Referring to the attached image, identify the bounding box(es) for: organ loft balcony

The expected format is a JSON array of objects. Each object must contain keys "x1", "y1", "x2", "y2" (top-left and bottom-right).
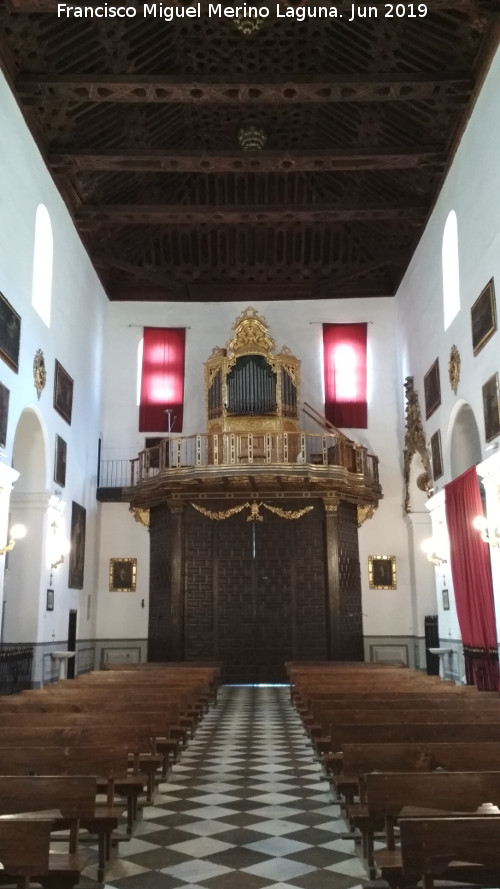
[
  {"x1": 97, "y1": 307, "x2": 383, "y2": 516},
  {"x1": 97, "y1": 425, "x2": 382, "y2": 517}
]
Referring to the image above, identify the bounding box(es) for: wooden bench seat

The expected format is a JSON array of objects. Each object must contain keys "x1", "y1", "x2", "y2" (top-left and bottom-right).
[
  {"x1": 397, "y1": 816, "x2": 500, "y2": 889},
  {"x1": 0, "y1": 772, "x2": 123, "y2": 882},
  {"x1": 0, "y1": 818, "x2": 79, "y2": 889},
  {"x1": 0, "y1": 746, "x2": 145, "y2": 837},
  {"x1": 335, "y1": 740, "x2": 500, "y2": 804},
  {"x1": 0, "y1": 776, "x2": 97, "y2": 889},
  {"x1": 360, "y1": 771, "x2": 500, "y2": 880}
]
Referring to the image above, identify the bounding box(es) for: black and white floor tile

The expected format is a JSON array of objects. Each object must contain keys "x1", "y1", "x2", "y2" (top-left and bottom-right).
[{"x1": 79, "y1": 686, "x2": 369, "y2": 889}]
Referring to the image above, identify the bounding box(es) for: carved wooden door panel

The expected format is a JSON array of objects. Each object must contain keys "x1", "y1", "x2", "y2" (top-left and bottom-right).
[
  {"x1": 254, "y1": 518, "x2": 294, "y2": 683},
  {"x1": 215, "y1": 516, "x2": 255, "y2": 683},
  {"x1": 180, "y1": 501, "x2": 329, "y2": 683}
]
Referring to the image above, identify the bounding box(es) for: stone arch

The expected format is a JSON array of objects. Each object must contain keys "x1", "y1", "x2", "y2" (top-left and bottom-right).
[
  {"x1": 448, "y1": 400, "x2": 482, "y2": 480},
  {"x1": 3, "y1": 408, "x2": 49, "y2": 656},
  {"x1": 12, "y1": 407, "x2": 48, "y2": 492}
]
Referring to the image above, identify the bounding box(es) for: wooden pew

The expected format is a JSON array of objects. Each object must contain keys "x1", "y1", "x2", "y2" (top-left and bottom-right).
[
  {"x1": 0, "y1": 726, "x2": 148, "y2": 833},
  {"x1": 0, "y1": 777, "x2": 95, "y2": 889},
  {"x1": 398, "y1": 816, "x2": 500, "y2": 889},
  {"x1": 339, "y1": 740, "x2": 500, "y2": 796},
  {"x1": 312, "y1": 707, "x2": 500, "y2": 752},
  {"x1": 322, "y1": 722, "x2": 500, "y2": 783},
  {"x1": 0, "y1": 818, "x2": 54, "y2": 889},
  {"x1": 0, "y1": 749, "x2": 134, "y2": 875},
  {"x1": 361, "y1": 770, "x2": 500, "y2": 878}
]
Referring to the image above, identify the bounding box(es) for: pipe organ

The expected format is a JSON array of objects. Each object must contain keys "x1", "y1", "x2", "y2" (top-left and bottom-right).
[{"x1": 204, "y1": 307, "x2": 300, "y2": 455}]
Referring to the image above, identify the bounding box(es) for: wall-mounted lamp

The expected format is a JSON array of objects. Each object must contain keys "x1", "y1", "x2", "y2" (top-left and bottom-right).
[
  {"x1": 421, "y1": 538, "x2": 447, "y2": 566},
  {"x1": 0, "y1": 523, "x2": 26, "y2": 556},
  {"x1": 473, "y1": 515, "x2": 500, "y2": 548}
]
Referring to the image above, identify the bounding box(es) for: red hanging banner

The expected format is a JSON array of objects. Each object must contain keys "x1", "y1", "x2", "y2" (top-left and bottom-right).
[
  {"x1": 139, "y1": 327, "x2": 186, "y2": 433},
  {"x1": 322, "y1": 322, "x2": 367, "y2": 428}
]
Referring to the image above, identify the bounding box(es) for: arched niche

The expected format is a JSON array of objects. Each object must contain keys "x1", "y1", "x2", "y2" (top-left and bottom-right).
[
  {"x1": 449, "y1": 401, "x2": 482, "y2": 480},
  {"x1": 12, "y1": 407, "x2": 47, "y2": 492},
  {"x1": 3, "y1": 408, "x2": 49, "y2": 648}
]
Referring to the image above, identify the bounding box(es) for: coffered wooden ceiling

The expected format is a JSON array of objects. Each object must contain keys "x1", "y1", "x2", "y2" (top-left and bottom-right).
[{"x1": 1, "y1": 0, "x2": 499, "y2": 301}]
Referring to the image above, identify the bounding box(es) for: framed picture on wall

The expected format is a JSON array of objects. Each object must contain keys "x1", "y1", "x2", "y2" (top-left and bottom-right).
[
  {"x1": 54, "y1": 434, "x2": 67, "y2": 487},
  {"x1": 424, "y1": 359, "x2": 441, "y2": 419},
  {"x1": 109, "y1": 558, "x2": 137, "y2": 592},
  {"x1": 0, "y1": 383, "x2": 9, "y2": 448},
  {"x1": 0, "y1": 292, "x2": 21, "y2": 373},
  {"x1": 471, "y1": 278, "x2": 497, "y2": 356},
  {"x1": 68, "y1": 501, "x2": 86, "y2": 589},
  {"x1": 430, "y1": 429, "x2": 443, "y2": 480},
  {"x1": 53, "y1": 360, "x2": 74, "y2": 425},
  {"x1": 482, "y1": 372, "x2": 500, "y2": 443},
  {"x1": 369, "y1": 555, "x2": 397, "y2": 590},
  {"x1": 46, "y1": 589, "x2": 54, "y2": 612},
  {"x1": 442, "y1": 589, "x2": 450, "y2": 611}
]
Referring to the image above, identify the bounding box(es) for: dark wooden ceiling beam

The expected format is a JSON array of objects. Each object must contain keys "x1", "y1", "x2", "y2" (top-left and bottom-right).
[
  {"x1": 17, "y1": 72, "x2": 472, "y2": 104},
  {"x1": 93, "y1": 253, "x2": 189, "y2": 295},
  {"x1": 315, "y1": 252, "x2": 406, "y2": 295},
  {"x1": 77, "y1": 202, "x2": 427, "y2": 224},
  {"x1": 51, "y1": 147, "x2": 446, "y2": 174},
  {"x1": 108, "y1": 279, "x2": 393, "y2": 301}
]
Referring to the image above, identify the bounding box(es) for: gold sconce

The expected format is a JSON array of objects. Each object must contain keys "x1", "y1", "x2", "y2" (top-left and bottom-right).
[
  {"x1": 421, "y1": 538, "x2": 447, "y2": 566},
  {"x1": 473, "y1": 515, "x2": 500, "y2": 548},
  {"x1": 0, "y1": 523, "x2": 26, "y2": 556}
]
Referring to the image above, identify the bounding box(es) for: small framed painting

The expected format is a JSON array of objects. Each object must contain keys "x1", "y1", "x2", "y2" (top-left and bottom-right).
[
  {"x1": 109, "y1": 558, "x2": 137, "y2": 592},
  {"x1": 430, "y1": 429, "x2": 443, "y2": 480},
  {"x1": 424, "y1": 359, "x2": 441, "y2": 420},
  {"x1": 369, "y1": 555, "x2": 397, "y2": 590},
  {"x1": 46, "y1": 589, "x2": 54, "y2": 612},
  {"x1": 442, "y1": 589, "x2": 450, "y2": 611},
  {"x1": 54, "y1": 434, "x2": 67, "y2": 487},
  {"x1": 54, "y1": 360, "x2": 74, "y2": 425},
  {"x1": 0, "y1": 292, "x2": 21, "y2": 373},
  {"x1": 482, "y1": 372, "x2": 500, "y2": 443},
  {"x1": 471, "y1": 278, "x2": 497, "y2": 356},
  {"x1": 0, "y1": 383, "x2": 9, "y2": 448}
]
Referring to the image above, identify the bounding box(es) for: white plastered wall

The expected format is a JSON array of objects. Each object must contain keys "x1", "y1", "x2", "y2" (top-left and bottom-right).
[
  {"x1": 395, "y1": 45, "x2": 500, "y2": 657},
  {"x1": 0, "y1": 71, "x2": 107, "y2": 668}
]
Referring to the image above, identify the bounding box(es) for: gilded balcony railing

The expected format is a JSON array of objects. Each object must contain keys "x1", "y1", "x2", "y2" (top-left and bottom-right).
[{"x1": 100, "y1": 431, "x2": 379, "y2": 488}]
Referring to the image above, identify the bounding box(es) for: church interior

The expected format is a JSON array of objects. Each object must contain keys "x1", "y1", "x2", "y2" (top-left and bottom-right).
[
  {"x1": 1, "y1": 1, "x2": 500, "y2": 690},
  {"x1": 2, "y1": 3, "x2": 500, "y2": 887}
]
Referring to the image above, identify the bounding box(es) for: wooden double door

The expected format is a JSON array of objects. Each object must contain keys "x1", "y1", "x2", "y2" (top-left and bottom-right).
[
  {"x1": 184, "y1": 503, "x2": 328, "y2": 683},
  {"x1": 148, "y1": 498, "x2": 364, "y2": 682}
]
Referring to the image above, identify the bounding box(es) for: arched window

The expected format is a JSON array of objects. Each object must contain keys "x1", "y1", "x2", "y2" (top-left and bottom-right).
[
  {"x1": 442, "y1": 210, "x2": 460, "y2": 331},
  {"x1": 31, "y1": 204, "x2": 53, "y2": 327}
]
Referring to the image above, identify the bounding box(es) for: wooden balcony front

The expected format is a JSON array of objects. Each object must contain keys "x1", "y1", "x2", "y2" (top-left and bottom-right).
[{"x1": 98, "y1": 431, "x2": 382, "y2": 511}]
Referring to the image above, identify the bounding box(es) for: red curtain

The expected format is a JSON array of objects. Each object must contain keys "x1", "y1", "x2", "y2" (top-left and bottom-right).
[
  {"x1": 139, "y1": 327, "x2": 185, "y2": 433},
  {"x1": 323, "y1": 323, "x2": 367, "y2": 428},
  {"x1": 445, "y1": 466, "x2": 499, "y2": 690}
]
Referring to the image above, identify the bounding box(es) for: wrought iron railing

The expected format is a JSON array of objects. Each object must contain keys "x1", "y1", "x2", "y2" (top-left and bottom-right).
[
  {"x1": 99, "y1": 431, "x2": 379, "y2": 489},
  {"x1": 0, "y1": 646, "x2": 33, "y2": 695}
]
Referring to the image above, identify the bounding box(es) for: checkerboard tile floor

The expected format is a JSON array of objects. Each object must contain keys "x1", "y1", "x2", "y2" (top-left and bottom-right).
[{"x1": 79, "y1": 685, "x2": 369, "y2": 888}]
